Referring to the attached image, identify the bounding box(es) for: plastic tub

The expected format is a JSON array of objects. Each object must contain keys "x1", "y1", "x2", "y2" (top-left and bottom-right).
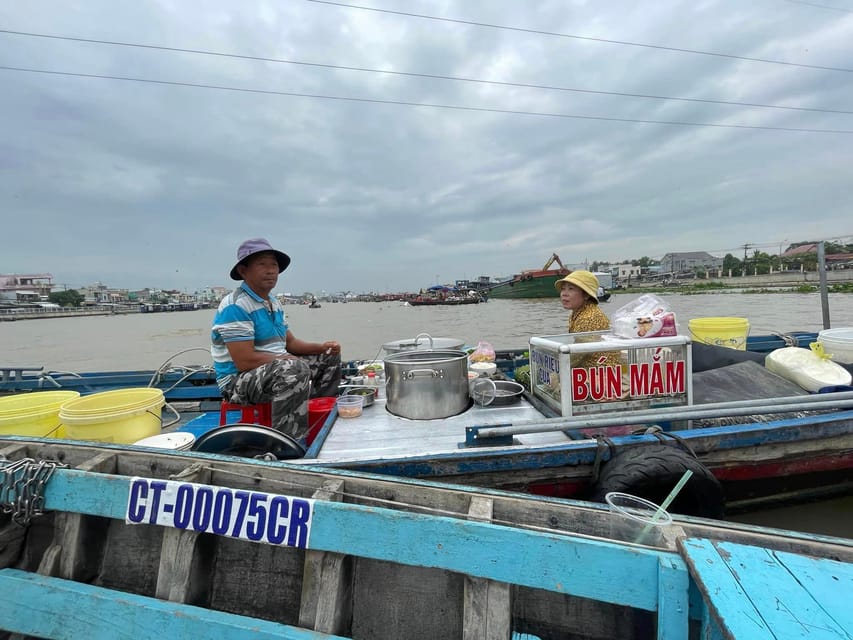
[
  {"x1": 336, "y1": 395, "x2": 363, "y2": 419},
  {"x1": 818, "y1": 328, "x2": 853, "y2": 364},
  {"x1": 0, "y1": 391, "x2": 80, "y2": 438},
  {"x1": 59, "y1": 388, "x2": 164, "y2": 444},
  {"x1": 688, "y1": 317, "x2": 750, "y2": 351},
  {"x1": 308, "y1": 396, "x2": 337, "y2": 444}
]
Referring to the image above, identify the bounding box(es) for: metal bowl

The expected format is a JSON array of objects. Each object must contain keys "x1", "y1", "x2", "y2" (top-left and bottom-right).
[
  {"x1": 491, "y1": 380, "x2": 525, "y2": 406},
  {"x1": 345, "y1": 386, "x2": 376, "y2": 407}
]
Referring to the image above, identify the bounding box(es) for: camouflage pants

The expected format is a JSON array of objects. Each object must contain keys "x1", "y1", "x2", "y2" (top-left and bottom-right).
[{"x1": 223, "y1": 353, "x2": 341, "y2": 443}]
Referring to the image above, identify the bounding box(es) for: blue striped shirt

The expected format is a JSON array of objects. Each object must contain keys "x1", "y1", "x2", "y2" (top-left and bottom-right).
[{"x1": 211, "y1": 284, "x2": 289, "y2": 388}]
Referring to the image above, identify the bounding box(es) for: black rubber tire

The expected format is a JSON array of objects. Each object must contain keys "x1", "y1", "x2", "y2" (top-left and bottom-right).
[{"x1": 588, "y1": 444, "x2": 725, "y2": 519}]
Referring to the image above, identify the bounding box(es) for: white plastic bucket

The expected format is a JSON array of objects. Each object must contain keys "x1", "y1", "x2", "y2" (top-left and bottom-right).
[{"x1": 818, "y1": 328, "x2": 853, "y2": 364}]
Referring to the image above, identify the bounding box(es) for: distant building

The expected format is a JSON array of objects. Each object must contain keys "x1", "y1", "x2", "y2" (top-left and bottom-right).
[
  {"x1": 0, "y1": 273, "x2": 54, "y2": 303},
  {"x1": 660, "y1": 252, "x2": 723, "y2": 274},
  {"x1": 79, "y1": 282, "x2": 129, "y2": 305},
  {"x1": 616, "y1": 263, "x2": 641, "y2": 281},
  {"x1": 782, "y1": 244, "x2": 817, "y2": 257}
]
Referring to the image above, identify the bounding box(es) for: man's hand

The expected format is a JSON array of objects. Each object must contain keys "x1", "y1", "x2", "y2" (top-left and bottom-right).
[{"x1": 321, "y1": 341, "x2": 341, "y2": 355}]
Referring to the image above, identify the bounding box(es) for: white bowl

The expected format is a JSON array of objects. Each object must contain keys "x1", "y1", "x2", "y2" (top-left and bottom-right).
[{"x1": 470, "y1": 361, "x2": 497, "y2": 376}]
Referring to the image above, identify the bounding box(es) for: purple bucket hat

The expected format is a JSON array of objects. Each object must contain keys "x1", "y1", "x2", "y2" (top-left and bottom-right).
[{"x1": 230, "y1": 238, "x2": 291, "y2": 280}]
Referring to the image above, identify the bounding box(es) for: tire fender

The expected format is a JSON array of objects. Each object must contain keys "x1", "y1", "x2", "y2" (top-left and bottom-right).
[{"x1": 588, "y1": 444, "x2": 725, "y2": 519}]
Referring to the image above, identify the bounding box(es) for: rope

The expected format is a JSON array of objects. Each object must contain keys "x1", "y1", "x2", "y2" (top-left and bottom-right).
[
  {"x1": 640, "y1": 426, "x2": 699, "y2": 459},
  {"x1": 590, "y1": 436, "x2": 616, "y2": 484}
]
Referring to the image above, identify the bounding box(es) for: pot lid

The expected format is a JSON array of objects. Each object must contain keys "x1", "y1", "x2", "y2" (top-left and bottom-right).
[{"x1": 382, "y1": 335, "x2": 464, "y2": 351}]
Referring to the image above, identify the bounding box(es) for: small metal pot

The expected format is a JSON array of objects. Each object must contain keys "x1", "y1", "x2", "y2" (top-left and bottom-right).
[{"x1": 384, "y1": 349, "x2": 469, "y2": 420}]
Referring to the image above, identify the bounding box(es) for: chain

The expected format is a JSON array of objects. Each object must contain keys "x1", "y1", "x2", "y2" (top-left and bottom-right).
[{"x1": 0, "y1": 457, "x2": 66, "y2": 526}]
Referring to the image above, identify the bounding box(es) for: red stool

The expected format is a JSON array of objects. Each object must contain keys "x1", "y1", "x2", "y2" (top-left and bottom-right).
[{"x1": 219, "y1": 401, "x2": 272, "y2": 427}]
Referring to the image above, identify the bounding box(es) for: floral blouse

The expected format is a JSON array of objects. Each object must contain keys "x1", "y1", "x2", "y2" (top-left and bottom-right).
[{"x1": 568, "y1": 301, "x2": 622, "y2": 369}]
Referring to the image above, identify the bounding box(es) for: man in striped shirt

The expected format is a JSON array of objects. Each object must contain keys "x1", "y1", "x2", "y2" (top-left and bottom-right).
[{"x1": 211, "y1": 238, "x2": 341, "y2": 445}]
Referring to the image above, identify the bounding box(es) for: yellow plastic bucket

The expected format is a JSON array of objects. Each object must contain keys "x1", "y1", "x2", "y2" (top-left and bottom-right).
[
  {"x1": 59, "y1": 388, "x2": 164, "y2": 444},
  {"x1": 688, "y1": 317, "x2": 750, "y2": 351},
  {"x1": 0, "y1": 391, "x2": 80, "y2": 438}
]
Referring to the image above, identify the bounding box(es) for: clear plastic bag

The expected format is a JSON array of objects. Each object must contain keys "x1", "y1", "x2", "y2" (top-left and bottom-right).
[
  {"x1": 612, "y1": 294, "x2": 678, "y2": 339},
  {"x1": 469, "y1": 341, "x2": 496, "y2": 363}
]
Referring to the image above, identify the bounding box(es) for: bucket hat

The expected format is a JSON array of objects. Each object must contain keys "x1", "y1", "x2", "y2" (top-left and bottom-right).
[
  {"x1": 230, "y1": 238, "x2": 291, "y2": 281},
  {"x1": 554, "y1": 270, "x2": 599, "y2": 301}
]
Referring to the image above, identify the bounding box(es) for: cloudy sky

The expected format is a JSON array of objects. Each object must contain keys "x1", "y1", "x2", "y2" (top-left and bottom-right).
[{"x1": 2, "y1": 0, "x2": 852, "y2": 295}]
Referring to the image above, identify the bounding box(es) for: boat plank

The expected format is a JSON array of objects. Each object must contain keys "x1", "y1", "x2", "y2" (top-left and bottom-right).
[
  {"x1": 0, "y1": 569, "x2": 342, "y2": 640},
  {"x1": 41, "y1": 467, "x2": 680, "y2": 612},
  {"x1": 656, "y1": 554, "x2": 690, "y2": 640},
  {"x1": 681, "y1": 538, "x2": 852, "y2": 640}
]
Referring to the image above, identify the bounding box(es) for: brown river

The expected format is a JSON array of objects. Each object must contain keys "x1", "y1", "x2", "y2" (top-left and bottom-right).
[{"x1": 2, "y1": 291, "x2": 852, "y2": 537}]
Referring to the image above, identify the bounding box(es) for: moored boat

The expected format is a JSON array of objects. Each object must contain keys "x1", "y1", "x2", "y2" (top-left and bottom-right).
[
  {"x1": 487, "y1": 253, "x2": 570, "y2": 299},
  {"x1": 1, "y1": 438, "x2": 851, "y2": 639},
  {"x1": 407, "y1": 296, "x2": 481, "y2": 306},
  {"x1": 173, "y1": 329, "x2": 853, "y2": 519},
  {"x1": 3, "y1": 330, "x2": 852, "y2": 520},
  {"x1": 0, "y1": 365, "x2": 220, "y2": 401}
]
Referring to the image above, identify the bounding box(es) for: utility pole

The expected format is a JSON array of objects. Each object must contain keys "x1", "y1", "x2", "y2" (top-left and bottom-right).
[{"x1": 741, "y1": 243, "x2": 752, "y2": 276}]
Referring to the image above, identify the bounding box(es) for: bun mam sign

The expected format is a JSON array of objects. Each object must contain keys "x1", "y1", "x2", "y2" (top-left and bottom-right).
[{"x1": 528, "y1": 333, "x2": 693, "y2": 417}]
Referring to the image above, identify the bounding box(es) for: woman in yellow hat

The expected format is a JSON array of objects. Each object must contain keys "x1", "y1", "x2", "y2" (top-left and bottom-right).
[{"x1": 554, "y1": 270, "x2": 621, "y2": 369}]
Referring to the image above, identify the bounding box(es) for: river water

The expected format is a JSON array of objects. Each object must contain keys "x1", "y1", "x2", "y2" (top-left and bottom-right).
[
  {"x1": 3, "y1": 291, "x2": 852, "y2": 370},
  {"x1": 2, "y1": 291, "x2": 852, "y2": 537}
]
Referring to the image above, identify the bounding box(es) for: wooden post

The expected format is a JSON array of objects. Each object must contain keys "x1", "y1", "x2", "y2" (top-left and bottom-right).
[
  {"x1": 37, "y1": 452, "x2": 117, "y2": 581},
  {"x1": 299, "y1": 479, "x2": 353, "y2": 635},
  {"x1": 155, "y1": 462, "x2": 211, "y2": 604},
  {"x1": 463, "y1": 496, "x2": 512, "y2": 640}
]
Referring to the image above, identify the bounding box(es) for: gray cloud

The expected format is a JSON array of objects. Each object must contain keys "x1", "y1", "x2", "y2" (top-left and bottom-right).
[{"x1": 1, "y1": 0, "x2": 851, "y2": 294}]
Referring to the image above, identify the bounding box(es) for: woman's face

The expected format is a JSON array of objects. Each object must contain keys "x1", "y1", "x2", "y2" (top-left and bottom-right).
[{"x1": 560, "y1": 282, "x2": 587, "y2": 311}]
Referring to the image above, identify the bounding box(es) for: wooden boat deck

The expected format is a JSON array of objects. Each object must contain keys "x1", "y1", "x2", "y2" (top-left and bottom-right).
[
  {"x1": 682, "y1": 538, "x2": 853, "y2": 639},
  {"x1": 313, "y1": 397, "x2": 574, "y2": 460},
  {"x1": 182, "y1": 396, "x2": 578, "y2": 463}
]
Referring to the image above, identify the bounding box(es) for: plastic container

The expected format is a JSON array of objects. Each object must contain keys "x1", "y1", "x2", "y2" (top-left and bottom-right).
[
  {"x1": 605, "y1": 492, "x2": 672, "y2": 548},
  {"x1": 335, "y1": 394, "x2": 364, "y2": 418},
  {"x1": 688, "y1": 317, "x2": 750, "y2": 351},
  {"x1": 765, "y1": 346, "x2": 852, "y2": 392},
  {"x1": 308, "y1": 396, "x2": 337, "y2": 444},
  {"x1": 132, "y1": 432, "x2": 196, "y2": 451},
  {"x1": 0, "y1": 390, "x2": 80, "y2": 438},
  {"x1": 818, "y1": 328, "x2": 853, "y2": 364},
  {"x1": 59, "y1": 388, "x2": 164, "y2": 444}
]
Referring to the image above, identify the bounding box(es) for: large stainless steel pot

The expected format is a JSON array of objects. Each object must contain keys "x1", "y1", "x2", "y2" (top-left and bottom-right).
[
  {"x1": 382, "y1": 333, "x2": 465, "y2": 355},
  {"x1": 384, "y1": 349, "x2": 469, "y2": 420}
]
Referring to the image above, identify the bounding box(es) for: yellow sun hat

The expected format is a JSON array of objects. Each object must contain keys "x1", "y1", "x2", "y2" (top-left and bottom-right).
[{"x1": 554, "y1": 270, "x2": 600, "y2": 300}]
